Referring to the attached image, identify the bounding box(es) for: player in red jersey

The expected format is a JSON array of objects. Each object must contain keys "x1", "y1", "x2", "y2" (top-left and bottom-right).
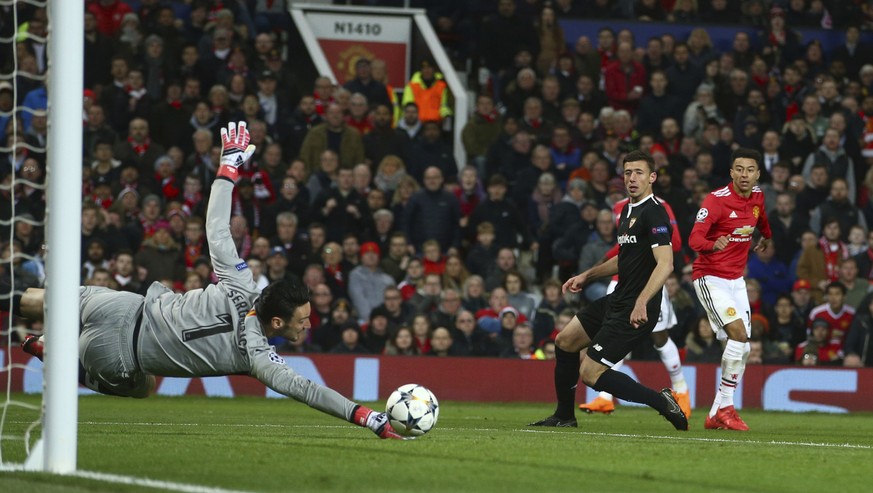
[
  {"x1": 579, "y1": 196, "x2": 691, "y2": 418},
  {"x1": 689, "y1": 148, "x2": 772, "y2": 431}
]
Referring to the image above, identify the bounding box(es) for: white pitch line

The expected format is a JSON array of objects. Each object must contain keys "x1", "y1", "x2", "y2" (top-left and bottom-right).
[
  {"x1": 0, "y1": 466, "x2": 256, "y2": 493},
  {"x1": 515, "y1": 429, "x2": 873, "y2": 449},
  {"x1": 10, "y1": 421, "x2": 501, "y2": 432}
]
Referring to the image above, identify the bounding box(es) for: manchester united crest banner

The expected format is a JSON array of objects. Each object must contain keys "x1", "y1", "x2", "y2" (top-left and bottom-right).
[{"x1": 306, "y1": 12, "x2": 411, "y2": 89}]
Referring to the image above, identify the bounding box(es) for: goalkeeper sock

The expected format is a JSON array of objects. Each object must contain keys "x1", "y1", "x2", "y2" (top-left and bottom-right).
[
  {"x1": 352, "y1": 405, "x2": 374, "y2": 427},
  {"x1": 591, "y1": 369, "x2": 666, "y2": 414},
  {"x1": 553, "y1": 346, "x2": 580, "y2": 420},
  {"x1": 655, "y1": 338, "x2": 687, "y2": 393}
]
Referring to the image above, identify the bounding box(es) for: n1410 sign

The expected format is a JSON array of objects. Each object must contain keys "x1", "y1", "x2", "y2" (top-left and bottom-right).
[{"x1": 334, "y1": 22, "x2": 382, "y2": 36}]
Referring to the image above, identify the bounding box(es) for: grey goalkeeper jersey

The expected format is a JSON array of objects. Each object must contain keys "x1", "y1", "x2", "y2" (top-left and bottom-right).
[{"x1": 135, "y1": 179, "x2": 355, "y2": 421}]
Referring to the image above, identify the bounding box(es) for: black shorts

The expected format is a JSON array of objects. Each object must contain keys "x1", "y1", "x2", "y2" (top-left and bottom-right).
[{"x1": 576, "y1": 294, "x2": 660, "y2": 367}]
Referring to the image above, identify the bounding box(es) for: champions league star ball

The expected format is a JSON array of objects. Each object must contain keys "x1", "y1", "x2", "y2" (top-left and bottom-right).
[{"x1": 385, "y1": 384, "x2": 439, "y2": 437}]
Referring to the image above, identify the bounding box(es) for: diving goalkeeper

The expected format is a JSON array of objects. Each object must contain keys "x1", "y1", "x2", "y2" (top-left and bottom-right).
[{"x1": 17, "y1": 121, "x2": 402, "y2": 440}]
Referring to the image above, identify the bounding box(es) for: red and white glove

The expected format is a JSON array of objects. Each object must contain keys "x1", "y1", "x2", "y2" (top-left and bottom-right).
[
  {"x1": 217, "y1": 121, "x2": 256, "y2": 183},
  {"x1": 353, "y1": 406, "x2": 404, "y2": 440}
]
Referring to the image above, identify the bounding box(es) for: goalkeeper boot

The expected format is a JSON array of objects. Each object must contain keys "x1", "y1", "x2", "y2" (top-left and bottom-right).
[
  {"x1": 704, "y1": 405, "x2": 749, "y2": 431},
  {"x1": 21, "y1": 335, "x2": 44, "y2": 361},
  {"x1": 659, "y1": 388, "x2": 688, "y2": 431},
  {"x1": 671, "y1": 389, "x2": 692, "y2": 420},
  {"x1": 527, "y1": 415, "x2": 578, "y2": 427},
  {"x1": 578, "y1": 396, "x2": 615, "y2": 414}
]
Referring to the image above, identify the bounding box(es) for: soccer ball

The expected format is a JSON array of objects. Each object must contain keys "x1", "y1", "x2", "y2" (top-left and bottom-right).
[{"x1": 385, "y1": 384, "x2": 439, "y2": 437}]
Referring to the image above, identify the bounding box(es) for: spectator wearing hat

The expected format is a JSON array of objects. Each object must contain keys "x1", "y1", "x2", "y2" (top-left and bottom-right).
[
  {"x1": 348, "y1": 242, "x2": 395, "y2": 324},
  {"x1": 468, "y1": 174, "x2": 534, "y2": 252},
  {"x1": 790, "y1": 278, "x2": 815, "y2": 323},
  {"x1": 256, "y1": 69, "x2": 289, "y2": 131},
  {"x1": 401, "y1": 58, "x2": 452, "y2": 124},
  {"x1": 298, "y1": 103, "x2": 365, "y2": 175},
  {"x1": 344, "y1": 57, "x2": 391, "y2": 109},
  {"x1": 795, "y1": 318, "x2": 843, "y2": 366},
  {"x1": 264, "y1": 245, "x2": 296, "y2": 284}
]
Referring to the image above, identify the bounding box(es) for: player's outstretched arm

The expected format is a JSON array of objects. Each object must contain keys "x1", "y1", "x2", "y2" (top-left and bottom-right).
[
  {"x1": 206, "y1": 121, "x2": 258, "y2": 291},
  {"x1": 250, "y1": 349, "x2": 404, "y2": 439}
]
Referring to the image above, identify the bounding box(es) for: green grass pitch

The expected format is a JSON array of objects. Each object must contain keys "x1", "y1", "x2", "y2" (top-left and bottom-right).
[{"x1": 2, "y1": 394, "x2": 872, "y2": 492}]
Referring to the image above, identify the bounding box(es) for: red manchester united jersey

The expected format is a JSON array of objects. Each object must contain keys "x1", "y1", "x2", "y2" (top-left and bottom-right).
[
  {"x1": 808, "y1": 303, "x2": 855, "y2": 347},
  {"x1": 690, "y1": 183, "x2": 772, "y2": 281}
]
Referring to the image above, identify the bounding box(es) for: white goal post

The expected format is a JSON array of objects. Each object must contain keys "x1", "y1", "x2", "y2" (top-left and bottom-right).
[
  {"x1": 289, "y1": 3, "x2": 469, "y2": 169},
  {"x1": 38, "y1": 0, "x2": 84, "y2": 473}
]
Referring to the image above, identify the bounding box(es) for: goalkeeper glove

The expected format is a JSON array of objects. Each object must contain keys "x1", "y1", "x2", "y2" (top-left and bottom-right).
[
  {"x1": 353, "y1": 406, "x2": 404, "y2": 440},
  {"x1": 217, "y1": 121, "x2": 256, "y2": 182}
]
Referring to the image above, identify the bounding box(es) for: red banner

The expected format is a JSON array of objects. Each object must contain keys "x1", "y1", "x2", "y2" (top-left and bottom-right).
[
  {"x1": 306, "y1": 12, "x2": 411, "y2": 89},
  {"x1": 3, "y1": 348, "x2": 871, "y2": 413}
]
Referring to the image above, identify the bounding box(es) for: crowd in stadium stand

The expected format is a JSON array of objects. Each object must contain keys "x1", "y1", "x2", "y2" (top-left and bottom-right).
[{"x1": 2, "y1": 0, "x2": 873, "y2": 367}]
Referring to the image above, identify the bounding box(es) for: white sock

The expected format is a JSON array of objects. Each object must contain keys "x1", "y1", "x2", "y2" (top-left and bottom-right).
[
  {"x1": 597, "y1": 359, "x2": 622, "y2": 401},
  {"x1": 655, "y1": 338, "x2": 687, "y2": 393},
  {"x1": 710, "y1": 339, "x2": 746, "y2": 416}
]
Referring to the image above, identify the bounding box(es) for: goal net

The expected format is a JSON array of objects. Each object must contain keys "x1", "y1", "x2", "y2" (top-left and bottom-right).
[{"x1": 1, "y1": 0, "x2": 82, "y2": 473}]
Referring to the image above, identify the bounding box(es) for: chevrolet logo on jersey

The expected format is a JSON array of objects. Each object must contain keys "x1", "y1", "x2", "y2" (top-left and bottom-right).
[
  {"x1": 732, "y1": 225, "x2": 755, "y2": 236},
  {"x1": 617, "y1": 234, "x2": 638, "y2": 244}
]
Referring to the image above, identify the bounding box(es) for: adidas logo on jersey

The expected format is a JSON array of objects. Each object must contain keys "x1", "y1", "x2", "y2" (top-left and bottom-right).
[{"x1": 729, "y1": 211, "x2": 738, "y2": 218}]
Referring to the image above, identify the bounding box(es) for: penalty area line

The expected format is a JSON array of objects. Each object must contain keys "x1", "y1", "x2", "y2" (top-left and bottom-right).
[
  {"x1": 0, "y1": 466, "x2": 256, "y2": 493},
  {"x1": 515, "y1": 429, "x2": 873, "y2": 449}
]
